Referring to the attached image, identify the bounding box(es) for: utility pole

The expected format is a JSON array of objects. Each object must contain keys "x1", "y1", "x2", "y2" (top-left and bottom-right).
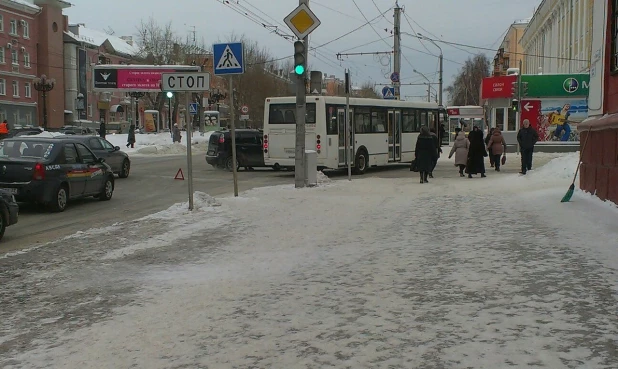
[
  {"x1": 393, "y1": 3, "x2": 402, "y2": 99},
  {"x1": 438, "y1": 53, "x2": 443, "y2": 107},
  {"x1": 294, "y1": 0, "x2": 309, "y2": 188},
  {"x1": 426, "y1": 85, "x2": 430, "y2": 102}
]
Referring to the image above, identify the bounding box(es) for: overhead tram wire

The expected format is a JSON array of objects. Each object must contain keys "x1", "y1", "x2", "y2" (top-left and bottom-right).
[
  {"x1": 403, "y1": 11, "x2": 475, "y2": 56},
  {"x1": 400, "y1": 44, "x2": 463, "y2": 65},
  {"x1": 401, "y1": 12, "x2": 435, "y2": 57},
  {"x1": 350, "y1": 0, "x2": 393, "y2": 49},
  {"x1": 371, "y1": 0, "x2": 394, "y2": 25}
]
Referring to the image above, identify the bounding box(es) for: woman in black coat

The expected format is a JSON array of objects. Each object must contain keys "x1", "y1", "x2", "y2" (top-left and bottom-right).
[
  {"x1": 466, "y1": 126, "x2": 487, "y2": 178},
  {"x1": 415, "y1": 126, "x2": 438, "y2": 184},
  {"x1": 126, "y1": 125, "x2": 136, "y2": 148}
]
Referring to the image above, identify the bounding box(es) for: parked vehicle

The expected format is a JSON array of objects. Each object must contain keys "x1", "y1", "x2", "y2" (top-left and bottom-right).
[
  {"x1": 60, "y1": 125, "x2": 94, "y2": 135},
  {"x1": 0, "y1": 188, "x2": 18, "y2": 241},
  {"x1": 0, "y1": 137, "x2": 115, "y2": 212},
  {"x1": 206, "y1": 129, "x2": 272, "y2": 171},
  {"x1": 66, "y1": 135, "x2": 131, "y2": 178},
  {"x1": 8, "y1": 126, "x2": 44, "y2": 138}
]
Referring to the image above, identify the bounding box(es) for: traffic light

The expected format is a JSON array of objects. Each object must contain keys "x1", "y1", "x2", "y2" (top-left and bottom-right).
[
  {"x1": 511, "y1": 81, "x2": 519, "y2": 98},
  {"x1": 293, "y1": 40, "x2": 306, "y2": 76},
  {"x1": 511, "y1": 99, "x2": 519, "y2": 112},
  {"x1": 522, "y1": 82, "x2": 529, "y2": 97},
  {"x1": 166, "y1": 91, "x2": 173, "y2": 99}
]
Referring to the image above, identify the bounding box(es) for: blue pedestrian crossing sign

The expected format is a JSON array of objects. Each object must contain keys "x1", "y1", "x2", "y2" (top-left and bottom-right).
[
  {"x1": 382, "y1": 86, "x2": 395, "y2": 99},
  {"x1": 189, "y1": 103, "x2": 198, "y2": 115},
  {"x1": 213, "y1": 42, "x2": 244, "y2": 75}
]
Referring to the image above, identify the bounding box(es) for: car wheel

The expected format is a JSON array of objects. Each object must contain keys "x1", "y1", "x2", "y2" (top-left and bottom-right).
[
  {"x1": 0, "y1": 205, "x2": 7, "y2": 241},
  {"x1": 119, "y1": 159, "x2": 130, "y2": 178},
  {"x1": 49, "y1": 185, "x2": 69, "y2": 212},
  {"x1": 273, "y1": 163, "x2": 281, "y2": 171},
  {"x1": 99, "y1": 177, "x2": 114, "y2": 201},
  {"x1": 225, "y1": 156, "x2": 239, "y2": 172},
  {"x1": 353, "y1": 149, "x2": 368, "y2": 175}
]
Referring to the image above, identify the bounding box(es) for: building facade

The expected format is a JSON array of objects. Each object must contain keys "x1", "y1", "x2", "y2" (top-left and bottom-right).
[
  {"x1": 493, "y1": 19, "x2": 529, "y2": 76},
  {"x1": 0, "y1": 0, "x2": 40, "y2": 128},
  {"x1": 520, "y1": 0, "x2": 594, "y2": 75}
]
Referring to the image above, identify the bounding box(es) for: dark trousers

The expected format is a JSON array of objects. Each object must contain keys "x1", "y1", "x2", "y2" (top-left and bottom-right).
[
  {"x1": 491, "y1": 154, "x2": 501, "y2": 170},
  {"x1": 419, "y1": 171, "x2": 428, "y2": 182},
  {"x1": 521, "y1": 148, "x2": 534, "y2": 173},
  {"x1": 488, "y1": 148, "x2": 494, "y2": 166}
]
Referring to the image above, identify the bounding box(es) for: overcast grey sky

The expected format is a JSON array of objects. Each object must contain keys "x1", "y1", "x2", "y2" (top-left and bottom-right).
[{"x1": 65, "y1": 0, "x2": 540, "y2": 101}]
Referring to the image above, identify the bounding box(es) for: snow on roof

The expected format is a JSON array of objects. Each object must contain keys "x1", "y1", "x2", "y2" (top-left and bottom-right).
[
  {"x1": 67, "y1": 24, "x2": 140, "y2": 56},
  {"x1": 6, "y1": 0, "x2": 40, "y2": 11}
]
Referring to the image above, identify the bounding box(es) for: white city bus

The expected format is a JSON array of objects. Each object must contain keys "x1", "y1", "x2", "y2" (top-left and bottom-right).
[{"x1": 263, "y1": 96, "x2": 440, "y2": 173}]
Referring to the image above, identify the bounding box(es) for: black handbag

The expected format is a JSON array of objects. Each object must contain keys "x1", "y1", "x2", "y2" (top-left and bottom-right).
[{"x1": 410, "y1": 159, "x2": 419, "y2": 172}]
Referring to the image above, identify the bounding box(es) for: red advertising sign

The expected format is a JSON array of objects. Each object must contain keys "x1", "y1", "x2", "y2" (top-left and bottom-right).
[
  {"x1": 93, "y1": 65, "x2": 201, "y2": 92},
  {"x1": 116, "y1": 69, "x2": 176, "y2": 90},
  {"x1": 481, "y1": 75, "x2": 517, "y2": 99},
  {"x1": 447, "y1": 108, "x2": 460, "y2": 116},
  {"x1": 520, "y1": 99, "x2": 541, "y2": 130}
]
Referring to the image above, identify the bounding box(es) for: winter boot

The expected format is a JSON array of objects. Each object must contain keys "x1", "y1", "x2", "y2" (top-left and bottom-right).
[
  {"x1": 468, "y1": 174, "x2": 473, "y2": 178},
  {"x1": 481, "y1": 173, "x2": 487, "y2": 178}
]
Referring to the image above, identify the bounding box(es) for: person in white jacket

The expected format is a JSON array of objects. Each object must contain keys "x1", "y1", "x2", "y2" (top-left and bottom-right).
[{"x1": 448, "y1": 128, "x2": 470, "y2": 177}]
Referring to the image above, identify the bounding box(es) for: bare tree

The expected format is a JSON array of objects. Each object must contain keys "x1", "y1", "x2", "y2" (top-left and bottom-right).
[
  {"x1": 355, "y1": 82, "x2": 380, "y2": 98},
  {"x1": 444, "y1": 54, "x2": 490, "y2": 106}
]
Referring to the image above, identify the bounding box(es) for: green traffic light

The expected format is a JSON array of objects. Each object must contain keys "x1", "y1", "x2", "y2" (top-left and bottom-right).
[
  {"x1": 294, "y1": 65, "x2": 305, "y2": 75},
  {"x1": 166, "y1": 92, "x2": 173, "y2": 98}
]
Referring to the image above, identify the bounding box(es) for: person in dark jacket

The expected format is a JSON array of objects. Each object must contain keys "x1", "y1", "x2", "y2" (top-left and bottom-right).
[
  {"x1": 415, "y1": 126, "x2": 438, "y2": 184},
  {"x1": 466, "y1": 126, "x2": 487, "y2": 178},
  {"x1": 99, "y1": 119, "x2": 106, "y2": 139},
  {"x1": 428, "y1": 127, "x2": 442, "y2": 178},
  {"x1": 485, "y1": 127, "x2": 495, "y2": 167},
  {"x1": 517, "y1": 118, "x2": 539, "y2": 175},
  {"x1": 126, "y1": 125, "x2": 136, "y2": 148},
  {"x1": 172, "y1": 123, "x2": 181, "y2": 143}
]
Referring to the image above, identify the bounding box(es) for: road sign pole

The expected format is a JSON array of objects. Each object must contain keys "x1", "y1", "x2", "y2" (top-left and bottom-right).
[
  {"x1": 345, "y1": 69, "x2": 351, "y2": 181},
  {"x1": 295, "y1": 42, "x2": 307, "y2": 189},
  {"x1": 185, "y1": 92, "x2": 194, "y2": 210},
  {"x1": 229, "y1": 76, "x2": 239, "y2": 197}
]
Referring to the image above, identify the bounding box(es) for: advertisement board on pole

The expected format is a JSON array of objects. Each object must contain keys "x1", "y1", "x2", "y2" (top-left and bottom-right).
[{"x1": 93, "y1": 65, "x2": 200, "y2": 92}]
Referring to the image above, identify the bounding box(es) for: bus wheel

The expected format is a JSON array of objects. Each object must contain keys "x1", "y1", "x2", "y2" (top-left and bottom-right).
[
  {"x1": 353, "y1": 149, "x2": 368, "y2": 175},
  {"x1": 273, "y1": 163, "x2": 281, "y2": 171}
]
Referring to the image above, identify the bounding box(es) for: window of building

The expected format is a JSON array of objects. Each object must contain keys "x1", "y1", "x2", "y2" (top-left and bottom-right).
[
  {"x1": 0, "y1": 48, "x2": 4, "y2": 64},
  {"x1": 11, "y1": 50, "x2": 18, "y2": 65},
  {"x1": 612, "y1": 0, "x2": 618, "y2": 71},
  {"x1": 0, "y1": 15, "x2": 4, "y2": 32},
  {"x1": 12, "y1": 80, "x2": 18, "y2": 97},
  {"x1": 22, "y1": 21, "x2": 29, "y2": 38},
  {"x1": 24, "y1": 82, "x2": 31, "y2": 98},
  {"x1": 0, "y1": 79, "x2": 5, "y2": 96},
  {"x1": 25, "y1": 112, "x2": 32, "y2": 125},
  {"x1": 0, "y1": 110, "x2": 6, "y2": 122},
  {"x1": 9, "y1": 19, "x2": 17, "y2": 35},
  {"x1": 24, "y1": 52, "x2": 30, "y2": 68}
]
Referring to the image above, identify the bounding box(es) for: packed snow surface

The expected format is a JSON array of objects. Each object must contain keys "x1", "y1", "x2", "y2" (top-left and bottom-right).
[
  {"x1": 3, "y1": 153, "x2": 618, "y2": 368},
  {"x1": 106, "y1": 131, "x2": 213, "y2": 155}
]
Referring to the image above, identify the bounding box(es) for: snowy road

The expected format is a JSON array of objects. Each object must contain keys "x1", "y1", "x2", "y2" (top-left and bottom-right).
[{"x1": 2, "y1": 154, "x2": 618, "y2": 368}]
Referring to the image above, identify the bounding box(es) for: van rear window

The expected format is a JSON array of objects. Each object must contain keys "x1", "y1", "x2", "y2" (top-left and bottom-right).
[{"x1": 268, "y1": 103, "x2": 316, "y2": 124}]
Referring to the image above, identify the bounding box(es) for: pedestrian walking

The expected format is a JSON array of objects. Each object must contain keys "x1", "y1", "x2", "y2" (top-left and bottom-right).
[
  {"x1": 465, "y1": 126, "x2": 487, "y2": 178},
  {"x1": 486, "y1": 127, "x2": 508, "y2": 172},
  {"x1": 126, "y1": 124, "x2": 136, "y2": 148},
  {"x1": 172, "y1": 123, "x2": 181, "y2": 143},
  {"x1": 99, "y1": 119, "x2": 106, "y2": 139},
  {"x1": 439, "y1": 123, "x2": 446, "y2": 146},
  {"x1": 415, "y1": 126, "x2": 438, "y2": 184},
  {"x1": 485, "y1": 127, "x2": 495, "y2": 167},
  {"x1": 517, "y1": 119, "x2": 539, "y2": 175},
  {"x1": 449, "y1": 128, "x2": 469, "y2": 177},
  {"x1": 428, "y1": 127, "x2": 442, "y2": 178},
  {"x1": 0, "y1": 119, "x2": 9, "y2": 140}
]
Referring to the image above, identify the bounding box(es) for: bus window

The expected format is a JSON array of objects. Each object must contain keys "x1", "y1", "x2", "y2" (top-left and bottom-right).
[
  {"x1": 355, "y1": 108, "x2": 370, "y2": 133},
  {"x1": 268, "y1": 103, "x2": 316, "y2": 124},
  {"x1": 402, "y1": 109, "x2": 418, "y2": 132},
  {"x1": 371, "y1": 108, "x2": 386, "y2": 133}
]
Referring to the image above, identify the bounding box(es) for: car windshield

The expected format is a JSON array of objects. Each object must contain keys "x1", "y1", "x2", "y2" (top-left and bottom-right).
[{"x1": 0, "y1": 140, "x2": 54, "y2": 161}]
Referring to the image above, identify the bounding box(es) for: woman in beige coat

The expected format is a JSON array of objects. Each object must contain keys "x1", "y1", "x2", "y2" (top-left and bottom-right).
[{"x1": 448, "y1": 129, "x2": 469, "y2": 177}]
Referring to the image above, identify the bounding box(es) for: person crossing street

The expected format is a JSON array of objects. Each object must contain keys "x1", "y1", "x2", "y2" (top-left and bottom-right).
[{"x1": 517, "y1": 119, "x2": 539, "y2": 175}]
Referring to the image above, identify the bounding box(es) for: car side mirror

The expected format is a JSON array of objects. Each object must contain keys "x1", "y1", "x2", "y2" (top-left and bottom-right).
[{"x1": 114, "y1": 146, "x2": 120, "y2": 151}]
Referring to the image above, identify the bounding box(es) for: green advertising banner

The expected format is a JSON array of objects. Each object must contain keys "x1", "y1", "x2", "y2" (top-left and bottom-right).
[{"x1": 521, "y1": 73, "x2": 589, "y2": 98}]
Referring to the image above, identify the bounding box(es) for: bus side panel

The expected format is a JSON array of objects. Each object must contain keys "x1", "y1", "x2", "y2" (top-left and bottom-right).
[
  {"x1": 401, "y1": 132, "x2": 419, "y2": 163},
  {"x1": 355, "y1": 133, "x2": 388, "y2": 167}
]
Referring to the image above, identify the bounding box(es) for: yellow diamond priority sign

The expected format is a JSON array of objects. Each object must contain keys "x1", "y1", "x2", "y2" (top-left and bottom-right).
[{"x1": 284, "y1": 3, "x2": 321, "y2": 39}]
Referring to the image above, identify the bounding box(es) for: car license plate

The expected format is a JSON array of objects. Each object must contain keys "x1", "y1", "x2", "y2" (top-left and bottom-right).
[
  {"x1": 285, "y1": 148, "x2": 295, "y2": 154},
  {"x1": 1, "y1": 188, "x2": 18, "y2": 194},
  {"x1": 207, "y1": 150, "x2": 215, "y2": 156}
]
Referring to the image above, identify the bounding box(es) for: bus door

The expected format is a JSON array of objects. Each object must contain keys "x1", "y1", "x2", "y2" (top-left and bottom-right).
[
  {"x1": 337, "y1": 108, "x2": 353, "y2": 167},
  {"x1": 388, "y1": 110, "x2": 402, "y2": 162}
]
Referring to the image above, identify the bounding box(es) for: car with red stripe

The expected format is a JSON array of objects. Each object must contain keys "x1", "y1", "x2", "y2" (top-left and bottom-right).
[{"x1": 0, "y1": 137, "x2": 115, "y2": 212}]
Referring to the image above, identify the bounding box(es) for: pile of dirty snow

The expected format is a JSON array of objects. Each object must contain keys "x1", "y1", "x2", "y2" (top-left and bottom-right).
[
  {"x1": 529, "y1": 152, "x2": 579, "y2": 180},
  {"x1": 105, "y1": 132, "x2": 212, "y2": 156},
  {"x1": 317, "y1": 171, "x2": 332, "y2": 185}
]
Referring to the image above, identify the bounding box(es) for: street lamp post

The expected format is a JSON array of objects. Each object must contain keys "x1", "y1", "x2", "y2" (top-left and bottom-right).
[
  {"x1": 413, "y1": 69, "x2": 435, "y2": 103},
  {"x1": 166, "y1": 91, "x2": 173, "y2": 130},
  {"x1": 33, "y1": 74, "x2": 56, "y2": 130},
  {"x1": 417, "y1": 33, "x2": 443, "y2": 108}
]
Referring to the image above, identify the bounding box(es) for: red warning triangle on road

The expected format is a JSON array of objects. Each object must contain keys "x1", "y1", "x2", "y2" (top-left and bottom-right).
[{"x1": 174, "y1": 168, "x2": 184, "y2": 180}]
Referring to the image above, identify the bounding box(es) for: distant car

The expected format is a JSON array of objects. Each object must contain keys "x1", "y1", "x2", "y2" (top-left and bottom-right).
[
  {"x1": 0, "y1": 137, "x2": 115, "y2": 212},
  {"x1": 8, "y1": 126, "x2": 44, "y2": 138},
  {"x1": 60, "y1": 126, "x2": 94, "y2": 135},
  {"x1": 65, "y1": 135, "x2": 131, "y2": 178},
  {"x1": 206, "y1": 129, "x2": 272, "y2": 171},
  {"x1": 0, "y1": 188, "x2": 18, "y2": 241}
]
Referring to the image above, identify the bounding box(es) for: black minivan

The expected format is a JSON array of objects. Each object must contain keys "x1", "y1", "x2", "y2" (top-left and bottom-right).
[{"x1": 206, "y1": 129, "x2": 272, "y2": 171}]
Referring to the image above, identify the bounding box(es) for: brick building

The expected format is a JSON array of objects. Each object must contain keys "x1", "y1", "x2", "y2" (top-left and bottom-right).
[
  {"x1": 492, "y1": 19, "x2": 529, "y2": 76},
  {"x1": 578, "y1": 0, "x2": 618, "y2": 205}
]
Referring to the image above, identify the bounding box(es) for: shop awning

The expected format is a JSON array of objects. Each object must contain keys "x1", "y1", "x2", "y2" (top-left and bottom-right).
[{"x1": 110, "y1": 105, "x2": 125, "y2": 113}]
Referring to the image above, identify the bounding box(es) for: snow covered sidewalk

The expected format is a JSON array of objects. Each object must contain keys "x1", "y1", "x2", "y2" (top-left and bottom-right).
[{"x1": 2, "y1": 155, "x2": 618, "y2": 368}]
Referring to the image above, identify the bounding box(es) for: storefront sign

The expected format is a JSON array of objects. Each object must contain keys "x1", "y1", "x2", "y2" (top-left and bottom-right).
[
  {"x1": 481, "y1": 75, "x2": 517, "y2": 99},
  {"x1": 93, "y1": 65, "x2": 201, "y2": 92},
  {"x1": 520, "y1": 74, "x2": 590, "y2": 98}
]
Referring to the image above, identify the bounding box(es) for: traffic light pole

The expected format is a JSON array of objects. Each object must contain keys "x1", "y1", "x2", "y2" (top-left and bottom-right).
[{"x1": 294, "y1": 0, "x2": 309, "y2": 188}]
